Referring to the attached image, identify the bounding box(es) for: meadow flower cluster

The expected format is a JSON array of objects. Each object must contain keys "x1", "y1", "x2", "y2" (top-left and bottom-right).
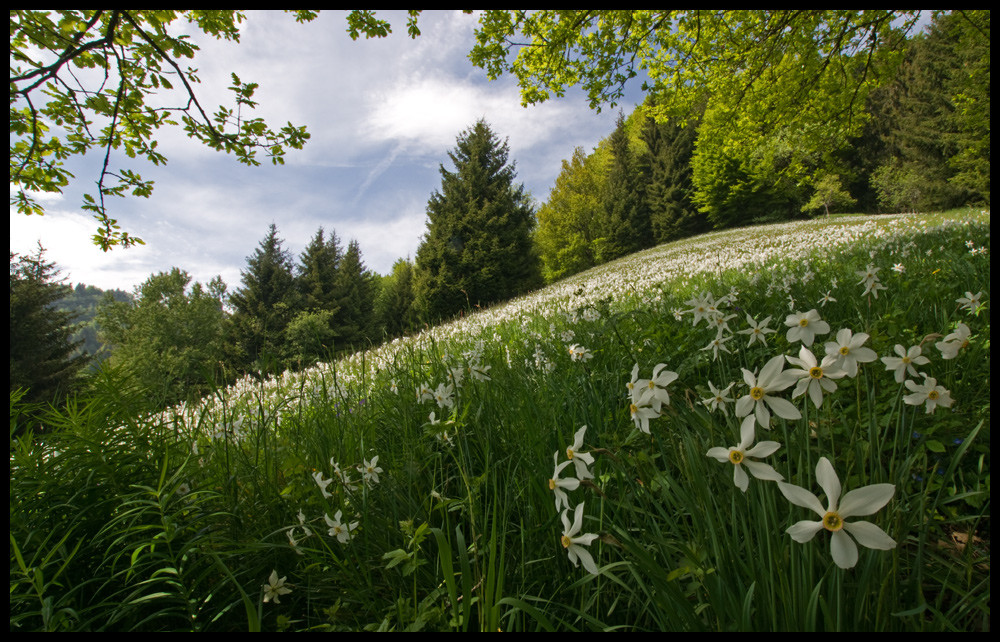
[{"x1": 13, "y1": 212, "x2": 985, "y2": 632}]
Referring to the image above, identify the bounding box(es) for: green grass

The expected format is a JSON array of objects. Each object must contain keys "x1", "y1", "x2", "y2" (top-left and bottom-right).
[{"x1": 10, "y1": 209, "x2": 990, "y2": 631}]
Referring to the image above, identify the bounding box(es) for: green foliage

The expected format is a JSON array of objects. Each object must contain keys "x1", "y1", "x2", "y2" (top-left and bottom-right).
[
  {"x1": 332, "y1": 240, "x2": 377, "y2": 350},
  {"x1": 375, "y1": 258, "x2": 418, "y2": 339},
  {"x1": 864, "y1": 11, "x2": 990, "y2": 212},
  {"x1": 470, "y1": 10, "x2": 919, "y2": 135},
  {"x1": 229, "y1": 224, "x2": 299, "y2": 373},
  {"x1": 9, "y1": 10, "x2": 430, "y2": 250},
  {"x1": 871, "y1": 164, "x2": 924, "y2": 213},
  {"x1": 803, "y1": 174, "x2": 857, "y2": 217},
  {"x1": 600, "y1": 113, "x2": 653, "y2": 261},
  {"x1": 10, "y1": 246, "x2": 89, "y2": 407},
  {"x1": 535, "y1": 147, "x2": 606, "y2": 281},
  {"x1": 296, "y1": 227, "x2": 342, "y2": 315},
  {"x1": 640, "y1": 109, "x2": 705, "y2": 244},
  {"x1": 414, "y1": 120, "x2": 541, "y2": 322},
  {"x1": 96, "y1": 267, "x2": 228, "y2": 405}
]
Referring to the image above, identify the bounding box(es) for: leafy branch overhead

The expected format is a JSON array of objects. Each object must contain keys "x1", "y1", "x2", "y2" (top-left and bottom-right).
[
  {"x1": 9, "y1": 10, "x2": 419, "y2": 251},
  {"x1": 469, "y1": 10, "x2": 924, "y2": 134}
]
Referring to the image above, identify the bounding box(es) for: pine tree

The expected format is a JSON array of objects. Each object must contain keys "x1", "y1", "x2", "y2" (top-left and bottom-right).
[
  {"x1": 600, "y1": 112, "x2": 652, "y2": 261},
  {"x1": 332, "y1": 239, "x2": 376, "y2": 349},
  {"x1": 641, "y1": 112, "x2": 705, "y2": 244},
  {"x1": 297, "y1": 227, "x2": 342, "y2": 313},
  {"x1": 866, "y1": 11, "x2": 990, "y2": 210},
  {"x1": 10, "y1": 246, "x2": 88, "y2": 405},
  {"x1": 228, "y1": 224, "x2": 298, "y2": 372},
  {"x1": 375, "y1": 258, "x2": 417, "y2": 339},
  {"x1": 414, "y1": 119, "x2": 541, "y2": 322}
]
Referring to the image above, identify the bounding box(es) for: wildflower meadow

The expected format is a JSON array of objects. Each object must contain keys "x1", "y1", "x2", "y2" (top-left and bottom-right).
[{"x1": 10, "y1": 210, "x2": 990, "y2": 631}]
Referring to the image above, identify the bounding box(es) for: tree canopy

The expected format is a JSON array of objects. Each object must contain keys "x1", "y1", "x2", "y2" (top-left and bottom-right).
[{"x1": 470, "y1": 11, "x2": 923, "y2": 137}]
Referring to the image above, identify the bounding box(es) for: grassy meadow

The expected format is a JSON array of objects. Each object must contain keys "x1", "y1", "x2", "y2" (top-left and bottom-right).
[{"x1": 10, "y1": 210, "x2": 990, "y2": 631}]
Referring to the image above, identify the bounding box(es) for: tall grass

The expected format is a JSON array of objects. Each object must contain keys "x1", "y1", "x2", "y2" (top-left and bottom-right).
[{"x1": 11, "y1": 210, "x2": 990, "y2": 631}]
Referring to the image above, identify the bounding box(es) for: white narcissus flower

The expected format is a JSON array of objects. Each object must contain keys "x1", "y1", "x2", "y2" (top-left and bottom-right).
[
  {"x1": 313, "y1": 470, "x2": 334, "y2": 498},
  {"x1": 568, "y1": 344, "x2": 593, "y2": 362},
  {"x1": 263, "y1": 570, "x2": 293, "y2": 603},
  {"x1": 903, "y1": 375, "x2": 954, "y2": 413},
  {"x1": 628, "y1": 399, "x2": 659, "y2": 434},
  {"x1": 549, "y1": 453, "x2": 580, "y2": 512},
  {"x1": 784, "y1": 309, "x2": 831, "y2": 347},
  {"x1": 361, "y1": 456, "x2": 383, "y2": 486},
  {"x1": 880, "y1": 344, "x2": 930, "y2": 383},
  {"x1": 565, "y1": 425, "x2": 595, "y2": 480},
  {"x1": 786, "y1": 346, "x2": 846, "y2": 409},
  {"x1": 956, "y1": 291, "x2": 983, "y2": 313},
  {"x1": 433, "y1": 382, "x2": 455, "y2": 409},
  {"x1": 936, "y1": 323, "x2": 971, "y2": 360},
  {"x1": 685, "y1": 292, "x2": 714, "y2": 327},
  {"x1": 778, "y1": 457, "x2": 896, "y2": 569},
  {"x1": 824, "y1": 328, "x2": 877, "y2": 378},
  {"x1": 738, "y1": 314, "x2": 776, "y2": 347},
  {"x1": 701, "y1": 334, "x2": 733, "y2": 361},
  {"x1": 735, "y1": 355, "x2": 802, "y2": 428},
  {"x1": 324, "y1": 509, "x2": 359, "y2": 544},
  {"x1": 638, "y1": 363, "x2": 679, "y2": 411},
  {"x1": 706, "y1": 416, "x2": 783, "y2": 492},
  {"x1": 560, "y1": 503, "x2": 600, "y2": 575},
  {"x1": 702, "y1": 380, "x2": 734, "y2": 415}
]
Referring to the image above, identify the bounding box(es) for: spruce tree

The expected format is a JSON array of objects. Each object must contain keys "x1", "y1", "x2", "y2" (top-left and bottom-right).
[
  {"x1": 297, "y1": 227, "x2": 342, "y2": 313},
  {"x1": 228, "y1": 224, "x2": 298, "y2": 372},
  {"x1": 332, "y1": 239, "x2": 375, "y2": 349},
  {"x1": 414, "y1": 119, "x2": 541, "y2": 322},
  {"x1": 10, "y1": 246, "x2": 88, "y2": 405},
  {"x1": 375, "y1": 258, "x2": 417, "y2": 339},
  {"x1": 641, "y1": 112, "x2": 705, "y2": 244},
  {"x1": 600, "y1": 112, "x2": 651, "y2": 261}
]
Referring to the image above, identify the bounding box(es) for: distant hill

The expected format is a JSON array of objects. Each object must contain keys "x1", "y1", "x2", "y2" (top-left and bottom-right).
[{"x1": 54, "y1": 283, "x2": 132, "y2": 363}]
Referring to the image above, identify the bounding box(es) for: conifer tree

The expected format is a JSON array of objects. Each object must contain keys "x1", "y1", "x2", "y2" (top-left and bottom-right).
[
  {"x1": 600, "y1": 112, "x2": 652, "y2": 261},
  {"x1": 332, "y1": 239, "x2": 375, "y2": 349},
  {"x1": 375, "y1": 258, "x2": 417, "y2": 339},
  {"x1": 10, "y1": 246, "x2": 88, "y2": 405},
  {"x1": 414, "y1": 119, "x2": 541, "y2": 322},
  {"x1": 228, "y1": 224, "x2": 298, "y2": 372},
  {"x1": 641, "y1": 112, "x2": 705, "y2": 244},
  {"x1": 297, "y1": 227, "x2": 342, "y2": 314}
]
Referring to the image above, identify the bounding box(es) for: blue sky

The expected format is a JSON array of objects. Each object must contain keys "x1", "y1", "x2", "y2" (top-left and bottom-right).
[{"x1": 11, "y1": 10, "x2": 643, "y2": 293}]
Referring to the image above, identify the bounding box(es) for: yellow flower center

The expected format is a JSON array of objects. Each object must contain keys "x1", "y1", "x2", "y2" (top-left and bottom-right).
[
  {"x1": 629, "y1": 403, "x2": 638, "y2": 415},
  {"x1": 839, "y1": 346, "x2": 850, "y2": 356},
  {"x1": 728, "y1": 450, "x2": 744, "y2": 465},
  {"x1": 809, "y1": 366, "x2": 824, "y2": 379},
  {"x1": 561, "y1": 534, "x2": 572, "y2": 549},
  {"x1": 901, "y1": 356, "x2": 911, "y2": 364},
  {"x1": 799, "y1": 318, "x2": 809, "y2": 327},
  {"x1": 648, "y1": 381, "x2": 656, "y2": 390},
  {"x1": 549, "y1": 478, "x2": 556, "y2": 490},
  {"x1": 822, "y1": 511, "x2": 844, "y2": 532},
  {"x1": 750, "y1": 386, "x2": 765, "y2": 401},
  {"x1": 928, "y1": 390, "x2": 939, "y2": 401},
  {"x1": 567, "y1": 448, "x2": 575, "y2": 459}
]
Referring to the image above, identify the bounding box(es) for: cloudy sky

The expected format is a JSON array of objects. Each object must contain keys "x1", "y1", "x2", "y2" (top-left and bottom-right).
[{"x1": 11, "y1": 10, "x2": 644, "y2": 293}]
